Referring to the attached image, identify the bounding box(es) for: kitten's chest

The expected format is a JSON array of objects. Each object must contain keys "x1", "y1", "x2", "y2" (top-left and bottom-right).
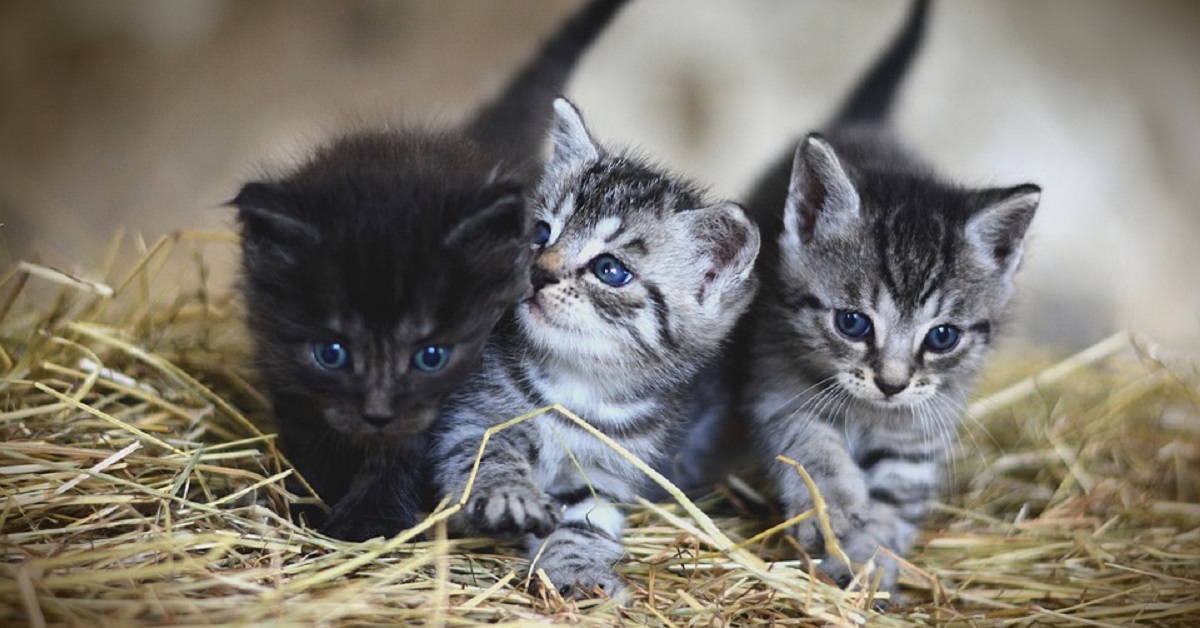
[
  {"x1": 524, "y1": 375, "x2": 673, "y2": 492},
  {"x1": 529, "y1": 370, "x2": 667, "y2": 438},
  {"x1": 528, "y1": 415, "x2": 659, "y2": 497}
]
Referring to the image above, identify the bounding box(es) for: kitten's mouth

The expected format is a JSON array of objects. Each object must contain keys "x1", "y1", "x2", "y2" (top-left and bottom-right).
[
  {"x1": 520, "y1": 294, "x2": 573, "y2": 332},
  {"x1": 520, "y1": 295, "x2": 554, "y2": 325}
]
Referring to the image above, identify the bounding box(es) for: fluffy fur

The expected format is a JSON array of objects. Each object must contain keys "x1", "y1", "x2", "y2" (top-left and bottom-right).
[
  {"x1": 231, "y1": 0, "x2": 629, "y2": 541},
  {"x1": 667, "y1": 0, "x2": 1041, "y2": 596},
  {"x1": 431, "y1": 98, "x2": 760, "y2": 599}
]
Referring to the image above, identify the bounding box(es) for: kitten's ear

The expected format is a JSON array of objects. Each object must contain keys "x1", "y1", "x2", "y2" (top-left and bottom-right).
[
  {"x1": 229, "y1": 181, "x2": 317, "y2": 245},
  {"x1": 443, "y1": 185, "x2": 527, "y2": 249},
  {"x1": 782, "y1": 134, "x2": 861, "y2": 247},
  {"x1": 546, "y1": 97, "x2": 600, "y2": 175},
  {"x1": 965, "y1": 184, "x2": 1040, "y2": 277},
  {"x1": 684, "y1": 202, "x2": 761, "y2": 305}
]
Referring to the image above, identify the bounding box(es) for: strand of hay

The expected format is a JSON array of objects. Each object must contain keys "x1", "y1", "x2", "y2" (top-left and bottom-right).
[{"x1": 1, "y1": 233, "x2": 1198, "y2": 625}]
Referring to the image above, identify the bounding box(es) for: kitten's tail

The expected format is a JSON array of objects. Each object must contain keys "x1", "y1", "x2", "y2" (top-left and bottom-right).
[
  {"x1": 465, "y1": 0, "x2": 630, "y2": 167},
  {"x1": 831, "y1": 0, "x2": 931, "y2": 127}
]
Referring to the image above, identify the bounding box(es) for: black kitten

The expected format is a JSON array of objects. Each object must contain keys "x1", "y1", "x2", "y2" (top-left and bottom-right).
[{"x1": 231, "y1": 0, "x2": 629, "y2": 541}]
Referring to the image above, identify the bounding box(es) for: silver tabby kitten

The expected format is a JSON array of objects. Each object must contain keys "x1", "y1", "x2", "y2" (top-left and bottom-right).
[
  {"x1": 664, "y1": 0, "x2": 1040, "y2": 596},
  {"x1": 745, "y1": 0, "x2": 1039, "y2": 593},
  {"x1": 431, "y1": 98, "x2": 760, "y2": 599}
]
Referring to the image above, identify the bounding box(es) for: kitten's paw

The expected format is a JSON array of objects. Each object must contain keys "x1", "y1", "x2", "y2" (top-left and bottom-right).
[
  {"x1": 788, "y1": 498, "x2": 867, "y2": 552},
  {"x1": 529, "y1": 528, "x2": 627, "y2": 602},
  {"x1": 532, "y1": 563, "x2": 627, "y2": 602},
  {"x1": 818, "y1": 543, "x2": 898, "y2": 605},
  {"x1": 467, "y1": 485, "x2": 560, "y2": 538}
]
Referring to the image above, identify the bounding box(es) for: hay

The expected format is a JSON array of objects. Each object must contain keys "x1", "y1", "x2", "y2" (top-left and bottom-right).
[{"x1": 1, "y1": 232, "x2": 1198, "y2": 626}]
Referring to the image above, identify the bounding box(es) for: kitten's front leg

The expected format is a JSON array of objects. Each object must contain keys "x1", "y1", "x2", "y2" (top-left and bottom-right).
[
  {"x1": 821, "y1": 500, "x2": 918, "y2": 598},
  {"x1": 527, "y1": 495, "x2": 627, "y2": 601},
  {"x1": 319, "y1": 446, "x2": 423, "y2": 542},
  {"x1": 843, "y1": 450, "x2": 940, "y2": 595},
  {"x1": 437, "y1": 423, "x2": 559, "y2": 538},
  {"x1": 769, "y1": 421, "x2": 874, "y2": 583}
]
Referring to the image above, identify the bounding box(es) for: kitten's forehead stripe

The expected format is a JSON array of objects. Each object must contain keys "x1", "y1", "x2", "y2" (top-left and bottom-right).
[
  {"x1": 872, "y1": 203, "x2": 949, "y2": 311},
  {"x1": 576, "y1": 159, "x2": 703, "y2": 221}
]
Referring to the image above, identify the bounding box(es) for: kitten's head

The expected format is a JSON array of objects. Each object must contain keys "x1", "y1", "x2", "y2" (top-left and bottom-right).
[
  {"x1": 233, "y1": 131, "x2": 530, "y2": 441},
  {"x1": 518, "y1": 99, "x2": 760, "y2": 387},
  {"x1": 773, "y1": 133, "x2": 1039, "y2": 407}
]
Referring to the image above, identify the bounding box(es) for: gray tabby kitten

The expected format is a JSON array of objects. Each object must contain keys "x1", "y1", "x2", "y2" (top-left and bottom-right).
[
  {"x1": 431, "y1": 98, "x2": 760, "y2": 599},
  {"x1": 680, "y1": 0, "x2": 1040, "y2": 595}
]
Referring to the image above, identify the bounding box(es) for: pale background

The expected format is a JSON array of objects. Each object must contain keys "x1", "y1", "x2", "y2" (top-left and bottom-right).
[{"x1": 2, "y1": 0, "x2": 1197, "y2": 353}]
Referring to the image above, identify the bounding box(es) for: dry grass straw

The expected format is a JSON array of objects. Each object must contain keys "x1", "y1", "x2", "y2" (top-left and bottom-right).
[{"x1": 1, "y1": 232, "x2": 1198, "y2": 626}]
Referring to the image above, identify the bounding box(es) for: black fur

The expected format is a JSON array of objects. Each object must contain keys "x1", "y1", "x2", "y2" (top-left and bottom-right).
[
  {"x1": 831, "y1": 0, "x2": 930, "y2": 127},
  {"x1": 231, "y1": 1, "x2": 627, "y2": 541},
  {"x1": 467, "y1": 0, "x2": 629, "y2": 180},
  {"x1": 235, "y1": 132, "x2": 530, "y2": 540},
  {"x1": 745, "y1": 0, "x2": 932, "y2": 268}
]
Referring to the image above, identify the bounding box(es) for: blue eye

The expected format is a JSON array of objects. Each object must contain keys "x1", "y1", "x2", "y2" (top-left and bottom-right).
[
  {"x1": 925, "y1": 325, "x2": 960, "y2": 353},
  {"x1": 533, "y1": 221, "x2": 552, "y2": 246},
  {"x1": 411, "y1": 345, "x2": 452, "y2": 373},
  {"x1": 834, "y1": 310, "x2": 872, "y2": 339},
  {"x1": 312, "y1": 342, "x2": 350, "y2": 370},
  {"x1": 589, "y1": 254, "x2": 633, "y2": 287}
]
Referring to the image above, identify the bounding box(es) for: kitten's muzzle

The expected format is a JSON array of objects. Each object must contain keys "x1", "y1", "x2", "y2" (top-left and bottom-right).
[{"x1": 354, "y1": 401, "x2": 438, "y2": 438}]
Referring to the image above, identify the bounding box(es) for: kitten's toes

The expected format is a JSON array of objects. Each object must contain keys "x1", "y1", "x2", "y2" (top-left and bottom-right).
[
  {"x1": 531, "y1": 563, "x2": 628, "y2": 603},
  {"x1": 467, "y1": 486, "x2": 560, "y2": 538},
  {"x1": 819, "y1": 547, "x2": 898, "y2": 607},
  {"x1": 789, "y1": 519, "x2": 823, "y2": 549},
  {"x1": 529, "y1": 528, "x2": 628, "y2": 603}
]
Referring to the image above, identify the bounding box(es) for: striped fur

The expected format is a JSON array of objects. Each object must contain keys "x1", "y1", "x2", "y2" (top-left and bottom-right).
[
  {"x1": 431, "y1": 98, "x2": 759, "y2": 599},
  {"x1": 662, "y1": 0, "x2": 1040, "y2": 597},
  {"x1": 743, "y1": 131, "x2": 1038, "y2": 593},
  {"x1": 740, "y1": 1, "x2": 1039, "y2": 594}
]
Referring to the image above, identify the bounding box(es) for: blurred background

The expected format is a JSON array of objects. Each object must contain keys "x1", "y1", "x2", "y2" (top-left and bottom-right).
[{"x1": 1, "y1": 0, "x2": 1197, "y2": 353}]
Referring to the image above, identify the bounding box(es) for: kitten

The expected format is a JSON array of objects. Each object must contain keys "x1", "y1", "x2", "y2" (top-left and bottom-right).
[
  {"x1": 231, "y1": 0, "x2": 629, "y2": 542},
  {"x1": 430, "y1": 98, "x2": 760, "y2": 599},
  {"x1": 680, "y1": 0, "x2": 1040, "y2": 595}
]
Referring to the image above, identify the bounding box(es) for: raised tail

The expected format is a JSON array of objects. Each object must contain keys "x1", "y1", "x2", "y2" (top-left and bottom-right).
[
  {"x1": 832, "y1": 0, "x2": 931, "y2": 127},
  {"x1": 465, "y1": 0, "x2": 630, "y2": 170}
]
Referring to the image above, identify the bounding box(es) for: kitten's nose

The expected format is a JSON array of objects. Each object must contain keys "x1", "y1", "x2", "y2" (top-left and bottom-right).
[
  {"x1": 875, "y1": 379, "x2": 908, "y2": 398},
  {"x1": 363, "y1": 413, "x2": 393, "y2": 428},
  {"x1": 531, "y1": 266, "x2": 560, "y2": 292},
  {"x1": 362, "y1": 390, "x2": 394, "y2": 427}
]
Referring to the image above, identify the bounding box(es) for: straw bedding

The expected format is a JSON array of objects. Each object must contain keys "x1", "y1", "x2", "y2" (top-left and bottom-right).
[{"x1": 2, "y1": 232, "x2": 1198, "y2": 626}]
